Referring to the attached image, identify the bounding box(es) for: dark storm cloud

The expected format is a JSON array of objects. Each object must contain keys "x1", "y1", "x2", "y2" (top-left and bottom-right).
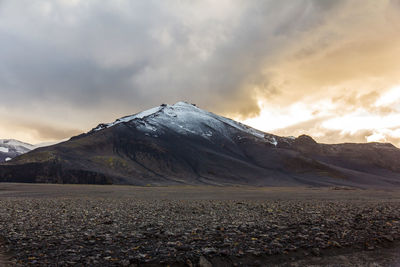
[
  {"x1": 0, "y1": 1, "x2": 343, "y2": 119},
  {"x1": 0, "y1": 32, "x2": 146, "y2": 107},
  {"x1": 1, "y1": 0, "x2": 400, "y2": 144}
]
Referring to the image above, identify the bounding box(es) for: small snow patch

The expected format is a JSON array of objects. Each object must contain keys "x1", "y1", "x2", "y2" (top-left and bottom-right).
[
  {"x1": 271, "y1": 138, "x2": 278, "y2": 146},
  {"x1": 0, "y1": 147, "x2": 9, "y2": 153},
  {"x1": 265, "y1": 136, "x2": 278, "y2": 146},
  {"x1": 5, "y1": 157, "x2": 11, "y2": 162}
]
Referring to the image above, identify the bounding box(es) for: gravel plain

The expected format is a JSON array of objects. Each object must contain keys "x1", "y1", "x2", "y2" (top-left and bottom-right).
[{"x1": 0, "y1": 184, "x2": 400, "y2": 266}]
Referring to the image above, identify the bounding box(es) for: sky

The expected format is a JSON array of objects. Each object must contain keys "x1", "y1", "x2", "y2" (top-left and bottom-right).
[{"x1": 1, "y1": 0, "x2": 400, "y2": 146}]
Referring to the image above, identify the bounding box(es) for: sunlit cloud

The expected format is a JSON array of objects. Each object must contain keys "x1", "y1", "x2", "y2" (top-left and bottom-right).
[
  {"x1": 244, "y1": 86, "x2": 400, "y2": 147},
  {"x1": 241, "y1": 99, "x2": 335, "y2": 132},
  {"x1": 366, "y1": 129, "x2": 400, "y2": 143},
  {"x1": 375, "y1": 86, "x2": 400, "y2": 108},
  {"x1": 0, "y1": 0, "x2": 400, "y2": 145},
  {"x1": 322, "y1": 111, "x2": 400, "y2": 134}
]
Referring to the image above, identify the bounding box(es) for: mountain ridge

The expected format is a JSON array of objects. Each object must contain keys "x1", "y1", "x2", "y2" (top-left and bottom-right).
[{"x1": 1, "y1": 102, "x2": 400, "y2": 187}]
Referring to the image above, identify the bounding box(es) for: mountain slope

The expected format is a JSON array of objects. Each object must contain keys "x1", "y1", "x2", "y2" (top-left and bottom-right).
[
  {"x1": 1, "y1": 102, "x2": 400, "y2": 187},
  {"x1": 0, "y1": 139, "x2": 36, "y2": 162}
]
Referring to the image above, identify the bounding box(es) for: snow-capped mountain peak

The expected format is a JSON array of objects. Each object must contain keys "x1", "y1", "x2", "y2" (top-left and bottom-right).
[
  {"x1": 0, "y1": 139, "x2": 36, "y2": 152},
  {"x1": 4, "y1": 102, "x2": 400, "y2": 187},
  {"x1": 90, "y1": 102, "x2": 280, "y2": 146},
  {"x1": 0, "y1": 139, "x2": 37, "y2": 162}
]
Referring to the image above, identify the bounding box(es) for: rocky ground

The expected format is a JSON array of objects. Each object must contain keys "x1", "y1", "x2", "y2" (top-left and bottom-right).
[{"x1": 0, "y1": 184, "x2": 400, "y2": 266}]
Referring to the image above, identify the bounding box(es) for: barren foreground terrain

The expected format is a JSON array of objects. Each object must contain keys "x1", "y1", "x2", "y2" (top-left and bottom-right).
[{"x1": 0, "y1": 184, "x2": 400, "y2": 266}]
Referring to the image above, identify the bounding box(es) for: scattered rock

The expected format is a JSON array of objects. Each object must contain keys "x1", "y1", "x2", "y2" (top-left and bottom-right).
[
  {"x1": 312, "y1": 248, "x2": 320, "y2": 256},
  {"x1": 382, "y1": 235, "x2": 394, "y2": 242},
  {"x1": 0, "y1": 193, "x2": 399, "y2": 265},
  {"x1": 199, "y1": 256, "x2": 212, "y2": 267}
]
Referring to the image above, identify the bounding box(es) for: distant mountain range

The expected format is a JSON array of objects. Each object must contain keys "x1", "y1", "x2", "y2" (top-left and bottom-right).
[
  {"x1": 0, "y1": 139, "x2": 63, "y2": 163},
  {"x1": 1, "y1": 102, "x2": 400, "y2": 187},
  {"x1": 0, "y1": 139, "x2": 36, "y2": 162}
]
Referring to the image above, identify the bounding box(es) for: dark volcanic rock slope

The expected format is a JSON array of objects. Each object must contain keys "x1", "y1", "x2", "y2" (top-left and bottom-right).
[{"x1": 1, "y1": 102, "x2": 400, "y2": 187}]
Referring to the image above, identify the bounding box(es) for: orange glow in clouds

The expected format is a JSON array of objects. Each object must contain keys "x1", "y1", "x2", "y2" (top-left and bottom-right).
[{"x1": 242, "y1": 86, "x2": 400, "y2": 147}]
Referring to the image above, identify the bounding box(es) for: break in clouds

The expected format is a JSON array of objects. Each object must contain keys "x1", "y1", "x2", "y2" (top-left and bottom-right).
[{"x1": 0, "y1": 0, "x2": 400, "y2": 145}]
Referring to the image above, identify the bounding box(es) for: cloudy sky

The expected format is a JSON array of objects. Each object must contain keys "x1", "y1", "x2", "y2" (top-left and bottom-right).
[{"x1": 1, "y1": 0, "x2": 400, "y2": 146}]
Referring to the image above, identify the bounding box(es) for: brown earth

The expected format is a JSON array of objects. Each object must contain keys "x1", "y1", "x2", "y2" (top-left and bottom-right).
[
  {"x1": 0, "y1": 237, "x2": 11, "y2": 267},
  {"x1": 0, "y1": 183, "x2": 400, "y2": 266}
]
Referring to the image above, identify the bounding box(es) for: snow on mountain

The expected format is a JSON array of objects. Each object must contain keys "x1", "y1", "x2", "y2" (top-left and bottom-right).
[
  {"x1": 0, "y1": 139, "x2": 36, "y2": 153},
  {"x1": 0, "y1": 139, "x2": 37, "y2": 162},
  {"x1": 3, "y1": 102, "x2": 400, "y2": 187},
  {"x1": 91, "y1": 102, "x2": 280, "y2": 145}
]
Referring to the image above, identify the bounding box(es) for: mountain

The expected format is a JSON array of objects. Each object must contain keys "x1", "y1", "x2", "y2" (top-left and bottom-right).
[
  {"x1": 1, "y1": 102, "x2": 400, "y2": 187},
  {"x1": 0, "y1": 139, "x2": 36, "y2": 163}
]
